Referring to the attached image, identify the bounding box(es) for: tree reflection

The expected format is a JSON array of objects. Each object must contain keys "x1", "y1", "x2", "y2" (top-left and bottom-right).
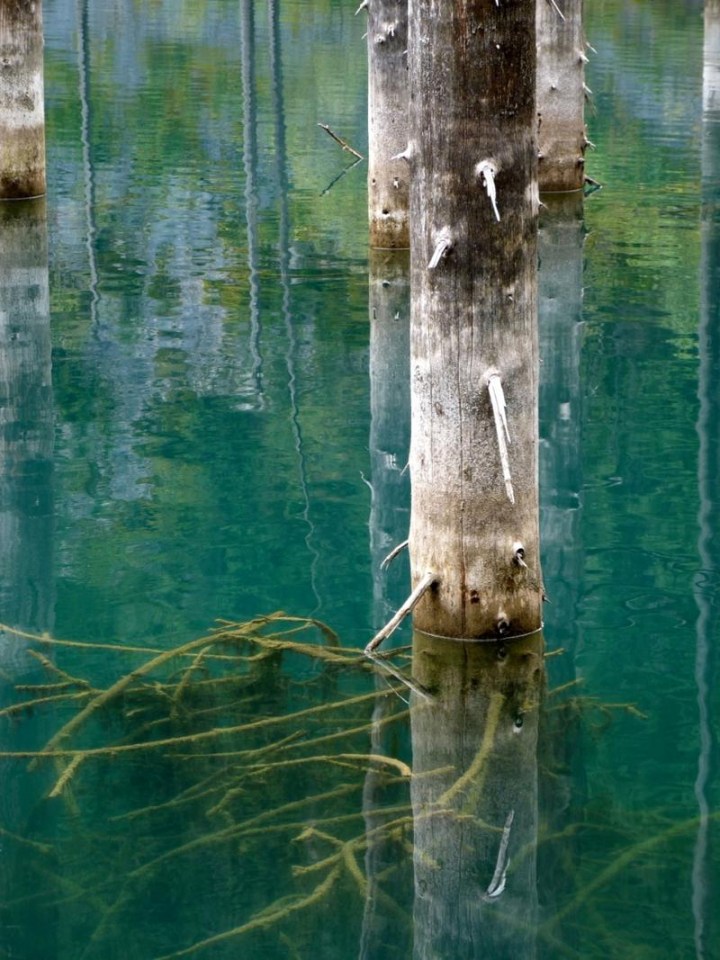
[
  {"x1": 693, "y1": 3, "x2": 720, "y2": 954},
  {"x1": 0, "y1": 196, "x2": 54, "y2": 960},
  {"x1": 410, "y1": 631, "x2": 544, "y2": 960}
]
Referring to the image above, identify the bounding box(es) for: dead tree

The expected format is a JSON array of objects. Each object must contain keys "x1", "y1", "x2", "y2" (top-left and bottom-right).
[
  {"x1": 365, "y1": 0, "x2": 410, "y2": 247},
  {"x1": 536, "y1": 0, "x2": 588, "y2": 193},
  {"x1": 0, "y1": 0, "x2": 46, "y2": 199},
  {"x1": 403, "y1": 0, "x2": 542, "y2": 642}
]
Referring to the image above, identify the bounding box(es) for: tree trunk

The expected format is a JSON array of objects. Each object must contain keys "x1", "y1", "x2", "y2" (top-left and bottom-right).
[
  {"x1": 408, "y1": 0, "x2": 542, "y2": 640},
  {"x1": 536, "y1": 0, "x2": 586, "y2": 193},
  {"x1": 0, "y1": 0, "x2": 46, "y2": 199},
  {"x1": 367, "y1": 0, "x2": 410, "y2": 248},
  {"x1": 411, "y1": 632, "x2": 544, "y2": 959}
]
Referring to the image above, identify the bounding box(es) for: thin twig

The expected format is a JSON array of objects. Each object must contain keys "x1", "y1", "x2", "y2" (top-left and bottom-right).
[
  {"x1": 317, "y1": 123, "x2": 364, "y2": 160},
  {"x1": 380, "y1": 538, "x2": 409, "y2": 571},
  {"x1": 365, "y1": 571, "x2": 436, "y2": 654}
]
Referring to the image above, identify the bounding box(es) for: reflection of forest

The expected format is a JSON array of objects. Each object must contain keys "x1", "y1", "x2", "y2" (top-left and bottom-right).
[{"x1": 41, "y1": 0, "x2": 372, "y2": 642}]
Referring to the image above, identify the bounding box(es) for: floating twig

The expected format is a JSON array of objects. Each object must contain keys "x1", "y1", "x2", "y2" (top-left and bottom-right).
[
  {"x1": 547, "y1": 0, "x2": 566, "y2": 21},
  {"x1": 365, "y1": 571, "x2": 436, "y2": 655},
  {"x1": 487, "y1": 373, "x2": 514, "y2": 503},
  {"x1": 317, "y1": 122, "x2": 364, "y2": 160}
]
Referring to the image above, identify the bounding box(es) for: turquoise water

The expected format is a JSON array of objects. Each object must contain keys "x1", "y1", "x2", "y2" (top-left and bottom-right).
[{"x1": 1, "y1": 0, "x2": 718, "y2": 957}]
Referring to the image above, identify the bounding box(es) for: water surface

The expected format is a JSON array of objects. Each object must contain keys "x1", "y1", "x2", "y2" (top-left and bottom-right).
[{"x1": 1, "y1": 1, "x2": 718, "y2": 958}]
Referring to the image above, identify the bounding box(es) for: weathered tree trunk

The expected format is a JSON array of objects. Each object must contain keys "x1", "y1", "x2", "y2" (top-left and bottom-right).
[
  {"x1": 408, "y1": 0, "x2": 542, "y2": 640},
  {"x1": 411, "y1": 632, "x2": 544, "y2": 959},
  {"x1": 367, "y1": 0, "x2": 409, "y2": 248},
  {"x1": 0, "y1": 0, "x2": 46, "y2": 199},
  {"x1": 536, "y1": 0, "x2": 586, "y2": 193}
]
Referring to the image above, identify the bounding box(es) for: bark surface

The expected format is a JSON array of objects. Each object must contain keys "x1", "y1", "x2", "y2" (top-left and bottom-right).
[
  {"x1": 0, "y1": 0, "x2": 46, "y2": 198},
  {"x1": 536, "y1": 0, "x2": 586, "y2": 193},
  {"x1": 408, "y1": 0, "x2": 542, "y2": 639},
  {"x1": 368, "y1": 0, "x2": 410, "y2": 247}
]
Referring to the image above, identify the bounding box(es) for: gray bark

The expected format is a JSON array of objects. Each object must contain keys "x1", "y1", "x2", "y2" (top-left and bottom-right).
[
  {"x1": 408, "y1": 0, "x2": 542, "y2": 640},
  {"x1": 411, "y1": 632, "x2": 544, "y2": 960},
  {"x1": 536, "y1": 0, "x2": 586, "y2": 193},
  {"x1": 0, "y1": 0, "x2": 46, "y2": 199},
  {"x1": 367, "y1": 0, "x2": 409, "y2": 248}
]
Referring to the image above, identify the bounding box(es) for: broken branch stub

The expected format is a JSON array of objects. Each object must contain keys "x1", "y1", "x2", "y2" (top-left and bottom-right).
[
  {"x1": 364, "y1": 571, "x2": 436, "y2": 655},
  {"x1": 428, "y1": 228, "x2": 453, "y2": 269},
  {"x1": 487, "y1": 373, "x2": 515, "y2": 504},
  {"x1": 476, "y1": 160, "x2": 501, "y2": 222}
]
